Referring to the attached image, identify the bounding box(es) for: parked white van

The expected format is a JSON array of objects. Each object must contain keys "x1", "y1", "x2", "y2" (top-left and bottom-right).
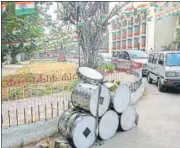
[{"x1": 147, "y1": 51, "x2": 180, "y2": 92}]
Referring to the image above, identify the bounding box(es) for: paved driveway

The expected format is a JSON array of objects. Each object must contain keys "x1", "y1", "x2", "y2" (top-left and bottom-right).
[{"x1": 95, "y1": 81, "x2": 180, "y2": 148}]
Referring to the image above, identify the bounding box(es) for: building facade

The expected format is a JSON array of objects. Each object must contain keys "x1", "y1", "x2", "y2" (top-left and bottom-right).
[{"x1": 109, "y1": 2, "x2": 180, "y2": 53}]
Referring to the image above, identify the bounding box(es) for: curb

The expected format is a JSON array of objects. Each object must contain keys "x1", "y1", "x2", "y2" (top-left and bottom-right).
[{"x1": 2, "y1": 117, "x2": 59, "y2": 148}]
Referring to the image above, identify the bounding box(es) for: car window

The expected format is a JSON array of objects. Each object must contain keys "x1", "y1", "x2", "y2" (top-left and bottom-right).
[
  {"x1": 123, "y1": 52, "x2": 130, "y2": 60},
  {"x1": 159, "y1": 53, "x2": 164, "y2": 61},
  {"x1": 128, "y1": 50, "x2": 148, "y2": 59},
  {"x1": 117, "y1": 52, "x2": 124, "y2": 59},
  {"x1": 166, "y1": 53, "x2": 180, "y2": 66},
  {"x1": 152, "y1": 53, "x2": 160, "y2": 64},
  {"x1": 148, "y1": 54, "x2": 153, "y2": 63},
  {"x1": 113, "y1": 52, "x2": 118, "y2": 57}
]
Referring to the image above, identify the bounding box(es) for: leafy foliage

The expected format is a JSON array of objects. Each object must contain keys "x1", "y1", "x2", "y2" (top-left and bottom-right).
[{"x1": 2, "y1": 2, "x2": 44, "y2": 63}]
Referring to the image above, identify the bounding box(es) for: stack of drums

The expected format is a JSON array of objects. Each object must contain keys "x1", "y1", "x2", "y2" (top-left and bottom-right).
[
  {"x1": 58, "y1": 67, "x2": 137, "y2": 148},
  {"x1": 104, "y1": 82, "x2": 137, "y2": 132}
]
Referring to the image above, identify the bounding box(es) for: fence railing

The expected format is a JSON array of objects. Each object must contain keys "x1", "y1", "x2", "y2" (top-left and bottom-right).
[{"x1": 2, "y1": 69, "x2": 142, "y2": 128}]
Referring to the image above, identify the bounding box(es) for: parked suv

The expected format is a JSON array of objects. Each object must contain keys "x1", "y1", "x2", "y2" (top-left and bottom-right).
[
  {"x1": 147, "y1": 51, "x2": 180, "y2": 91},
  {"x1": 112, "y1": 50, "x2": 148, "y2": 76}
]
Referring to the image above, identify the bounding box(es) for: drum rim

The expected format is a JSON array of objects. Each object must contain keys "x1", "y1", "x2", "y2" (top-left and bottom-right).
[
  {"x1": 113, "y1": 84, "x2": 130, "y2": 113},
  {"x1": 71, "y1": 115, "x2": 96, "y2": 148},
  {"x1": 98, "y1": 110, "x2": 119, "y2": 140},
  {"x1": 77, "y1": 66, "x2": 104, "y2": 81},
  {"x1": 119, "y1": 106, "x2": 136, "y2": 131}
]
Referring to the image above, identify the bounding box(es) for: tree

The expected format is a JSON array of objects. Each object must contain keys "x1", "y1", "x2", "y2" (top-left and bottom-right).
[
  {"x1": 38, "y1": 2, "x2": 128, "y2": 68},
  {"x1": 1, "y1": 2, "x2": 44, "y2": 63}
]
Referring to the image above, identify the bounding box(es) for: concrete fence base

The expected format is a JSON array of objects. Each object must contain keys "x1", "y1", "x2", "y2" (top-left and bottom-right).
[
  {"x1": 2, "y1": 117, "x2": 60, "y2": 148},
  {"x1": 130, "y1": 80, "x2": 145, "y2": 105}
]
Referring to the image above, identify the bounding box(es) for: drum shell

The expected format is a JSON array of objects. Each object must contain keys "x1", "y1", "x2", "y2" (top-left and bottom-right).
[
  {"x1": 71, "y1": 83, "x2": 110, "y2": 117},
  {"x1": 58, "y1": 109, "x2": 88, "y2": 139},
  {"x1": 71, "y1": 83, "x2": 99, "y2": 113}
]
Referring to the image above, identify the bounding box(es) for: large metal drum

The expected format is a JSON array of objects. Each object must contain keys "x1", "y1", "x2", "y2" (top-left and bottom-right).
[
  {"x1": 71, "y1": 83, "x2": 110, "y2": 117},
  {"x1": 98, "y1": 110, "x2": 119, "y2": 140},
  {"x1": 77, "y1": 67, "x2": 103, "y2": 84},
  {"x1": 58, "y1": 109, "x2": 96, "y2": 148},
  {"x1": 119, "y1": 106, "x2": 136, "y2": 131},
  {"x1": 111, "y1": 84, "x2": 130, "y2": 113}
]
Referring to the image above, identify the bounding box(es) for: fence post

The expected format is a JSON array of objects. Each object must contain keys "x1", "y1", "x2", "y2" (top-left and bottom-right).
[
  {"x1": 24, "y1": 108, "x2": 26, "y2": 124},
  {"x1": 16, "y1": 109, "x2": 18, "y2": 126},
  {"x1": 8, "y1": 110, "x2": 10, "y2": 127},
  {"x1": 51, "y1": 103, "x2": 53, "y2": 118},
  {"x1": 45, "y1": 104, "x2": 47, "y2": 121},
  {"x1": 57, "y1": 102, "x2": 59, "y2": 116},
  {"x1": 38, "y1": 105, "x2": 40, "y2": 121},
  {"x1": 31, "y1": 107, "x2": 33, "y2": 123}
]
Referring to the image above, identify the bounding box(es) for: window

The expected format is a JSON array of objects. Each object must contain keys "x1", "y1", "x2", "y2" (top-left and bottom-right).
[
  {"x1": 118, "y1": 52, "x2": 123, "y2": 59},
  {"x1": 148, "y1": 54, "x2": 153, "y2": 63},
  {"x1": 128, "y1": 50, "x2": 148, "y2": 59},
  {"x1": 113, "y1": 52, "x2": 118, "y2": 57},
  {"x1": 152, "y1": 54, "x2": 160, "y2": 64},
  {"x1": 166, "y1": 53, "x2": 180, "y2": 66},
  {"x1": 112, "y1": 42, "x2": 116, "y2": 50},
  {"x1": 159, "y1": 53, "x2": 164, "y2": 62},
  {"x1": 117, "y1": 41, "x2": 121, "y2": 49},
  {"x1": 122, "y1": 52, "x2": 130, "y2": 60}
]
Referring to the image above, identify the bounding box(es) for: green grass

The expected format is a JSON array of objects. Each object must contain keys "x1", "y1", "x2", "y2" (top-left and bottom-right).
[{"x1": 3, "y1": 79, "x2": 79, "y2": 101}]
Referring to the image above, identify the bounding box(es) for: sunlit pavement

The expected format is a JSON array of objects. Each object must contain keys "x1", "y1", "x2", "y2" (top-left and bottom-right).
[{"x1": 94, "y1": 79, "x2": 180, "y2": 148}]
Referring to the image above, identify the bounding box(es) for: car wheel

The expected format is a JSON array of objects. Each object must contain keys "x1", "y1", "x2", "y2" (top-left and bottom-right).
[
  {"x1": 147, "y1": 73, "x2": 153, "y2": 84},
  {"x1": 157, "y1": 78, "x2": 166, "y2": 92}
]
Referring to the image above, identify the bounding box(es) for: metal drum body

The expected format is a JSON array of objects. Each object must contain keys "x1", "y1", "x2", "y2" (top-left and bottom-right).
[
  {"x1": 58, "y1": 109, "x2": 96, "y2": 148},
  {"x1": 119, "y1": 106, "x2": 136, "y2": 131},
  {"x1": 111, "y1": 84, "x2": 130, "y2": 113},
  {"x1": 77, "y1": 67, "x2": 103, "y2": 84},
  {"x1": 98, "y1": 110, "x2": 119, "y2": 140},
  {"x1": 71, "y1": 83, "x2": 110, "y2": 117}
]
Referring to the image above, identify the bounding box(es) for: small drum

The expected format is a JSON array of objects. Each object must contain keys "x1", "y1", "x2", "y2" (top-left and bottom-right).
[
  {"x1": 71, "y1": 83, "x2": 110, "y2": 117},
  {"x1": 77, "y1": 67, "x2": 103, "y2": 84},
  {"x1": 119, "y1": 106, "x2": 136, "y2": 131},
  {"x1": 98, "y1": 110, "x2": 119, "y2": 140},
  {"x1": 58, "y1": 109, "x2": 96, "y2": 148},
  {"x1": 112, "y1": 84, "x2": 130, "y2": 113}
]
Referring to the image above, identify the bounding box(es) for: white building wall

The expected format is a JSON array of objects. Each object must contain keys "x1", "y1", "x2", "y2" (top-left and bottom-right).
[
  {"x1": 146, "y1": 7, "x2": 155, "y2": 54},
  {"x1": 154, "y1": 15, "x2": 177, "y2": 51}
]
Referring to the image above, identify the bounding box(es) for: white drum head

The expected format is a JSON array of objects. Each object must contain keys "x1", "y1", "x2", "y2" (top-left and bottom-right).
[
  {"x1": 113, "y1": 84, "x2": 130, "y2": 113},
  {"x1": 79, "y1": 67, "x2": 103, "y2": 80},
  {"x1": 120, "y1": 106, "x2": 136, "y2": 131},
  {"x1": 99, "y1": 110, "x2": 119, "y2": 140},
  {"x1": 72, "y1": 116, "x2": 96, "y2": 148},
  {"x1": 90, "y1": 85, "x2": 110, "y2": 117}
]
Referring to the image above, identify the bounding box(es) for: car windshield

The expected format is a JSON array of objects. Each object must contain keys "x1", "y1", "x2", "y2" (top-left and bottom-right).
[
  {"x1": 166, "y1": 53, "x2": 180, "y2": 66},
  {"x1": 99, "y1": 53, "x2": 111, "y2": 59},
  {"x1": 128, "y1": 51, "x2": 148, "y2": 59}
]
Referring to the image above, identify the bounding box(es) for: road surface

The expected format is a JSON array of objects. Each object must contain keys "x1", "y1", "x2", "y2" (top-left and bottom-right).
[{"x1": 95, "y1": 80, "x2": 180, "y2": 148}]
